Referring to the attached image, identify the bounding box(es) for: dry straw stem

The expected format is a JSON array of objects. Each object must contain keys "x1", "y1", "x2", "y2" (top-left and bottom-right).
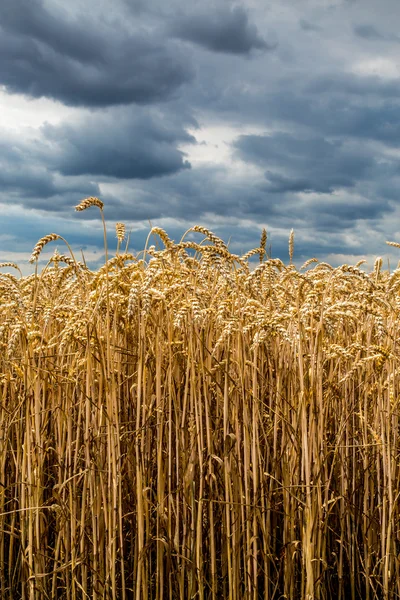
[
  {"x1": 289, "y1": 228, "x2": 294, "y2": 263},
  {"x1": 2, "y1": 203, "x2": 400, "y2": 599}
]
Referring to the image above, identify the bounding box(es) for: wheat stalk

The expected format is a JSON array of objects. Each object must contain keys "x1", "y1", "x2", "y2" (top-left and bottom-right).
[{"x1": 289, "y1": 228, "x2": 294, "y2": 264}]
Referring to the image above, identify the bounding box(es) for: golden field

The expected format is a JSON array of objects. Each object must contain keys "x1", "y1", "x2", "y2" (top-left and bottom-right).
[{"x1": 1, "y1": 197, "x2": 400, "y2": 599}]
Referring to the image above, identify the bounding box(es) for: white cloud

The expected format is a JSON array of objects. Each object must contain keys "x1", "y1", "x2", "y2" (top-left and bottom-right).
[
  {"x1": 0, "y1": 87, "x2": 78, "y2": 132},
  {"x1": 350, "y1": 57, "x2": 400, "y2": 79},
  {"x1": 178, "y1": 122, "x2": 266, "y2": 178}
]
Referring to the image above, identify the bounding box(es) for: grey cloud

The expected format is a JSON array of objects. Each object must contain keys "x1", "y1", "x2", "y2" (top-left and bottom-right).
[
  {"x1": 353, "y1": 24, "x2": 386, "y2": 40},
  {"x1": 306, "y1": 98, "x2": 400, "y2": 145},
  {"x1": 353, "y1": 23, "x2": 400, "y2": 42},
  {"x1": 306, "y1": 73, "x2": 400, "y2": 97},
  {"x1": 263, "y1": 173, "x2": 316, "y2": 194},
  {"x1": 1, "y1": 0, "x2": 103, "y2": 62},
  {"x1": 204, "y1": 78, "x2": 400, "y2": 147},
  {"x1": 0, "y1": 165, "x2": 61, "y2": 199},
  {"x1": 299, "y1": 19, "x2": 322, "y2": 32},
  {"x1": 91, "y1": 159, "x2": 390, "y2": 236},
  {"x1": 0, "y1": 0, "x2": 194, "y2": 106},
  {"x1": 170, "y1": 5, "x2": 273, "y2": 54},
  {"x1": 297, "y1": 192, "x2": 390, "y2": 224},
  {"x1": 41, "y1": 110, "x2": 195, "y2": 179},
  {"x1": 375, "y1": 178, "x2": 400, "y2": 201},
  {"x1": 104, "y1": 166, "x2": 235, "y2": 221},
  {"x1": 250, "y1": 188, "x2": 393, "y2": 234},
  {"x1": 0, "y1": 211, "x2": 109, "y2": 258}
]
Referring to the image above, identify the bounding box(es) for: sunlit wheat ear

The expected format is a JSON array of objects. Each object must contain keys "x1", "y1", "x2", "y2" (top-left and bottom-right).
[
  {"x1": 0, "y1": 262, "x2": 23, "y2": 278},
  {"x1": 386, "y1": 241, "x2": 400, "y2": 249},
  {"x1": 151, "y1": 227, "x2": 174, "y2": 248},
  {"x1": 241, "y1": 247, "x2": 263, "y2": 261},
  {"x1": 116, "y1": 223, "x2": 126, "y2": 242},
  {"x1": 0, "y1": 262, "x2": 20, "y2": 270},
  {"x1": 289, "y1": 229, "x2": 294, "y2": 263},
  {"x1": 355, "y1": 259, "x2": 367, "y2": 268},
  {"x1": 300, "y1": 258, "x2": 318, "y2": 270},
  {"x1": 191, "y1": 225, "x2": 227, "y2": 249},
  {"x1": 75, "y1": 196, "x2": 104, "y2": 211},
  {"x1": 29, "y1": 234, "x2": 62, "y2": 263}
]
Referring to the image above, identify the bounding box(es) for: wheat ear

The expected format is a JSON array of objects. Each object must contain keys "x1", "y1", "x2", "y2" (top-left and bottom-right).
[{"x1": 75, "y1": 196, "x2": 104, "y2": 211}]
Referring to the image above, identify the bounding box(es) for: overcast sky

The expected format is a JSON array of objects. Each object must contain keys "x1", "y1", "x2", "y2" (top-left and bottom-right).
[{"x1": 2, "y1": 0, "x2": 400, "y2": 272}]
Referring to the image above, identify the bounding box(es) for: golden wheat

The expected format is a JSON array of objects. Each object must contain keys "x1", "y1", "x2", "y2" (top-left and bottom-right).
[
  {"x1": 1, "y1": 202, "x2": 400, "y2": 599},
  {"x1": 116, "y1": 222, "x2": 126, "y2": 242},
  {"x1": 75, "y1": 196, "x2": 105, "y2": 211},
  {"x1": 29, "y1": 233, "x2": 63, "y2": 262}
]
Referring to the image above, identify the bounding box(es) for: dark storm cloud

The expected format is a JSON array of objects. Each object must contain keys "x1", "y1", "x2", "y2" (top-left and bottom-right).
[
  {"x1": 0, "y1": 132, "x2": 100, "y2": 206},
  {"x1": 199, "y1": 74, "x2": 400, "y2": 148},
  {"x1": 276, "y1": 92, "x2": 400, "y2": 146},
  {"x1": 170, "y1": 5, "x2": 273, "y2": 54},
  {"x1": 262, "y1": 187, "x2": 392, "y2": 227},
  {"x1": 0, "y1": 0, "x2": 194, "y2": 107},
  {"x1": 0, "y1": 165, "x2": 64, "y2": 199},
  {"x1": 40, "y1": 110, "x2": 195, "y2": 179},
  {"x1": 234, "y1": 133, "x2": 376, "y2": 194}
]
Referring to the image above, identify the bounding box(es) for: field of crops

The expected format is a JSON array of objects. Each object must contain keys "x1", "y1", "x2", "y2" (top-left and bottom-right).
[{"x1": 1, "y1": 197, "x2": 400, "y2": 599}]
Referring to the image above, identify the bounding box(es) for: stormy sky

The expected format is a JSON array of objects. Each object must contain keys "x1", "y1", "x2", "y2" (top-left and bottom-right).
[{"x1": 1, "y1": 0, "x2": 400, "y2": 271}]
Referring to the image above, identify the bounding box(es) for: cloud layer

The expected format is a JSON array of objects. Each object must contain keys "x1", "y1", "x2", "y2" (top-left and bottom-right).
[{"x1": 1, "y1": 0, "x2": 400, "y2": 270}]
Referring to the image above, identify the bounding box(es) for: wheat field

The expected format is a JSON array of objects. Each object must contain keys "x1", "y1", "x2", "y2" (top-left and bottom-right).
[{"x1": 1, "y1": 197, "x2": 400, "y2": 599}]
